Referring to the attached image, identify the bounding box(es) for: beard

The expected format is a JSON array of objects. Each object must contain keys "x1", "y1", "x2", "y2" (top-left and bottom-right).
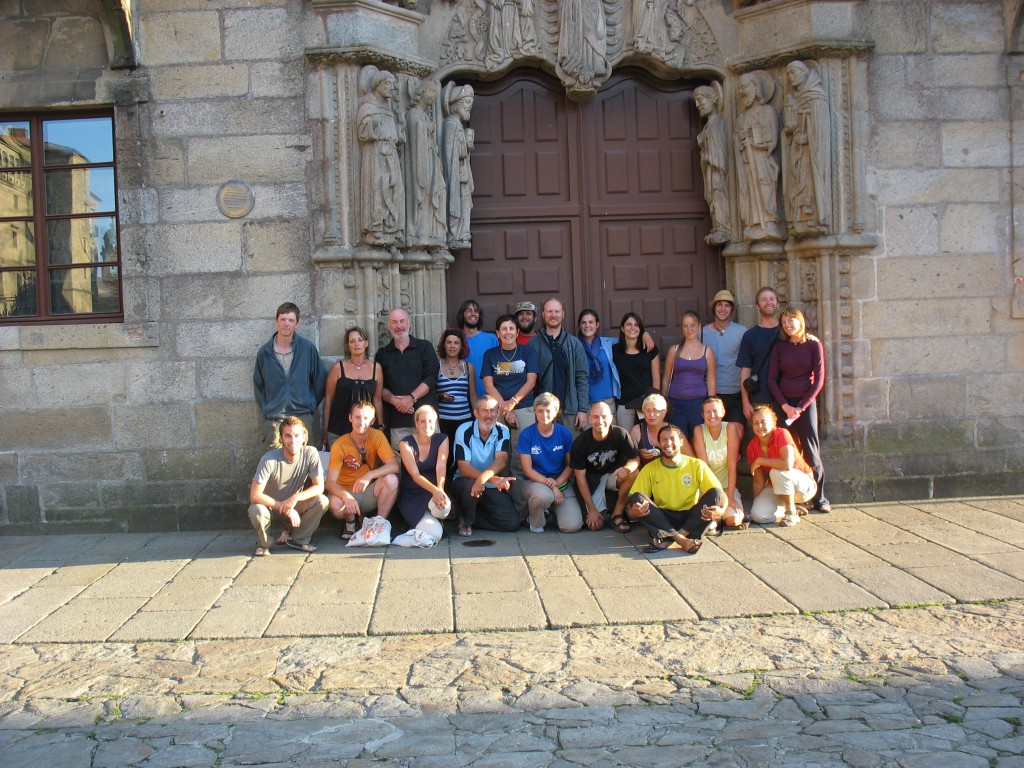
[
  {"x1": 516, "y1": 318, "x2": 535, "y2": 334},
  {"x1": 461, "y1": 317, "x2": 480, "y2": 330}
]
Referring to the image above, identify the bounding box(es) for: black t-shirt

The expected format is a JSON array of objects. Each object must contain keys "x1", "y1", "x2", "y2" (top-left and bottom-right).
[
  {"x1": 612, "y1": 342, "x2": 660, "y2": 405},
  {"x1": 569, "y1": 426, "x2": 639, "y2": 491}
]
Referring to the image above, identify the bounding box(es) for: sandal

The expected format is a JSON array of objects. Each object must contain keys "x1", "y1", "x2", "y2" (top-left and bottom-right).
[
  {"x1": 457, "y1": 524, "x2": 473, "y2": 537},
  {"x1": 285, "y1": 541, "x2": 317, "y2": 553},
  {"x1": 610, "y1": 515, "x2": 631, "y2": 533},
  {"x1": 253, "y1": 546, "x2": 271, "y2": 557},
  {"x1": 340, "y1": 518, "x2": 357, "y2": 540},
  {"x1": 276, "y1": 530, "x2": 291, "y2": 545}
]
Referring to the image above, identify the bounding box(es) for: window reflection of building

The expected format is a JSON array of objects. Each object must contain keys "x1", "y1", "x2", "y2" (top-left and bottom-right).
[
  {"x1": 0, "y1": 116, "x2": 119, "y2": 320},
  {"x1": 0, "y1": 127, "x2": 34, "y2": 316}
]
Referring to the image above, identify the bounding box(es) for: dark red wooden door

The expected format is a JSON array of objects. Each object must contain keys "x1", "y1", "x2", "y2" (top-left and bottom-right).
[{"x1": 446, "y1": 68, "x2": 721, "y2": 340}]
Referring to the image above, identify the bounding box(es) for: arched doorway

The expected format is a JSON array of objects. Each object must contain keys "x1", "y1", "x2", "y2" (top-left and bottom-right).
[{"x1": 446, "y1": 67, "x2": 723, "y2": 341}]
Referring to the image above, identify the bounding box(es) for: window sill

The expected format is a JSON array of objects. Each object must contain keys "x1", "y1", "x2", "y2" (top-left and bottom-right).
[{"x1": 1, "y1": 322, "x2": 159, "y2": 351}]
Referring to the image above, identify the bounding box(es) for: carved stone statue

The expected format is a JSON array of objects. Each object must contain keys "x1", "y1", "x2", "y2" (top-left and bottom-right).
[
  {"x1": 357, "y1": 66, "x2": 406, "y2": 247},
  {"x1": 406, "y1": 79, "x2": 448, "y2": 248},
  {"x1": 783, "y1": 60, "x2": 831, "y2": 237},
  {"x1": 442, "y1": 82, "x2": 475, "y2": 250},
  {"x1": 633, "y1": 0, "x2": 669, "y2": 55},
  {"x1": 557, "y1": 0, "x2": 608, "y2": 94},
  {"x1": 484, "y1": 0, "x2": 537, "y2": 65},
  {"x1": 735, "y1": 70, "x2": 784, "y2": 242},
  {"x1": 695, "y1": 82, "x2": 731, "y2": 245}
]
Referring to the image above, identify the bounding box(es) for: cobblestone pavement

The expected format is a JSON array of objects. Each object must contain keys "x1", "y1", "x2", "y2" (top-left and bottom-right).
[{"x1": 2, "y1": 497, "x2": 1023, "y2": 766}]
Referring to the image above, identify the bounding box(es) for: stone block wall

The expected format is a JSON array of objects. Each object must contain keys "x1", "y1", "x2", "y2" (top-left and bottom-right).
[
  {"x1": 845, "y1": 0, "x2": 1023, "y2": 500},
  {"x1": 0, "y1": 0, "x2": 329, "y2": 533}
]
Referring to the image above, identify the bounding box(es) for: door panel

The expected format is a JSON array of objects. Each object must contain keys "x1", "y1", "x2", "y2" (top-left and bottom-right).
[{"x1": 446, "y1": 68, "x2": 722, "y2": 340}]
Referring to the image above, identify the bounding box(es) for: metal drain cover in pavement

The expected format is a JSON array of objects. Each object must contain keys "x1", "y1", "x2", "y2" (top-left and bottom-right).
[{"x1": 462, "y1": 539, "x2": 495, "y2": 547}]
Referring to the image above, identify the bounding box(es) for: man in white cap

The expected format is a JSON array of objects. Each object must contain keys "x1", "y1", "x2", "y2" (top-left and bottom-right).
[
  {"x1": 702, "y1": 289, "x2": 747, "y2": 424},
  {"x1": 515, "y1": 301, "x2": 538, "y2": 345}
]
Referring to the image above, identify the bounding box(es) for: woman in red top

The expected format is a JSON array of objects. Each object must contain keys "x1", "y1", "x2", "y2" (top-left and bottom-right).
[
  {"x1": 747, "y1": 405, "x2": 817, "y2": 526},
  {"x1": 767, "y1": 305, "x2": 830, "y2": 513}
]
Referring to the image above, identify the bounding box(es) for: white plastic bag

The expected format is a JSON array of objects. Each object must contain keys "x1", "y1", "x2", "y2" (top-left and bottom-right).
[
  {"x1": 391, "y1": 529, "x2": 438, "y2": 548},
  {"x1": 345, "y1": 515, "x2": 392, "y2": 547}
]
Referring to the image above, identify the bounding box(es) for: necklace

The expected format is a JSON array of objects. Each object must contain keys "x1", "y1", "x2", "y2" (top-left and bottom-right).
[
  {"x1": 445, "y1": 360, "x2": 460, "y2": 376},
  {"x1": 349, "y1": 358, "x2": 367, "y2": 371},
  {"x1": 500, "y1": 346, "x2": 517, "y2": 362}
]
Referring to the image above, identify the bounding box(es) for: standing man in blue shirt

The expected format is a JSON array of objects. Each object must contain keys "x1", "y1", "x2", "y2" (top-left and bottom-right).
[{"x1": 253, "y1": 302, "x2": 328, "y2": 448}]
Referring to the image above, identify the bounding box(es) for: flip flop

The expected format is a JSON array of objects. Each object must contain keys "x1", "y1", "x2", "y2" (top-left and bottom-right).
[
  {"x1": 285, "y1": 541, "x2": 317, "y2": 553},
  {"x1": 253, "y1": 547, "x2": 271, "y2": 557},
  {"x1": 610, "y1": 515, "x2": 631, "y2": 533},
  {"x1": 457, "y1": 525, "x2": 473, "y2": 537},
  {"x1": 276, "y1": 531, "x2": 291, "y2": 545}
]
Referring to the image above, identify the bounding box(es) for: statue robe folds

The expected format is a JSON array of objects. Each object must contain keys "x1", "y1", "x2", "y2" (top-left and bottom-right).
[
  {"x1": 783, "y1": 62, "x2": 831, "y2": 237},
  {"x1": 558, "y1": 0, "x2": 608, "y2": 90},
  {"x1": 357, "y1": 70, "x2": 405, "y2": 247},
  {"x1": 406, "y1": 85, "x2": 447, "y2": 248},
  {"x1": 736, "y1": 72, "x2": 784, "y2": 243},
  {"x1": 442, "y1": 83, "x2": 475, "y2": 250}
]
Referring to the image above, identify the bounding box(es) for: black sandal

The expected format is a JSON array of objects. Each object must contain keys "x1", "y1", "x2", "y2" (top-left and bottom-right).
[{"x1": 610, "y1": 515, "x2": 631, "y2": 533}]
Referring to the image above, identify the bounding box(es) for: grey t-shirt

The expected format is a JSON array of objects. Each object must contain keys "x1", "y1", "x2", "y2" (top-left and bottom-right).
[{"x1": 252, "y1": 446, "x2": 322, "y2": 502}]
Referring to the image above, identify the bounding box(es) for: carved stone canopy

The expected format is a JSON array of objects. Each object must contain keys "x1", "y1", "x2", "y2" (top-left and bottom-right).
[{"x1": 438, "y1": 0, "x2": 725, "y2": 101}]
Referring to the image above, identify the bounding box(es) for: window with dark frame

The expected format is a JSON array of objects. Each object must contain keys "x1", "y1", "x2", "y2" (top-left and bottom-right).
[{"x1": 0, "y1": 112, "x2": 122, "y2": 324}]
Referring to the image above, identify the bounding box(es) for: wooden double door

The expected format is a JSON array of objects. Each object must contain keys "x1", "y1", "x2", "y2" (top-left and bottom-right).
[{"x1": 445, "y1": 68, "x2": 722, "y2": 342}]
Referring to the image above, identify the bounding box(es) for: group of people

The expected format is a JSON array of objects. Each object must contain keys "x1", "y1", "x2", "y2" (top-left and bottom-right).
[{"x1": 247, "y1": 288, "x2": 830, "y2": 556}]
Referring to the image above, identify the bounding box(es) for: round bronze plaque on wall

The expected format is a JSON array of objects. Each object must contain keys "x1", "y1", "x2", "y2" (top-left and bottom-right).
[{"x1": 216, "y1": 180, "x2": 255, "y2": 219}]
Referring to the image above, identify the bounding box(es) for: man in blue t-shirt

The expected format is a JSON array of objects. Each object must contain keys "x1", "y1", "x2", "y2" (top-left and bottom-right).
[
  {"x1": 455, "y1": 299, "x2": 499, "y2": 399},
  {"x1": 517, "y1": 393, "x2": 581, "y2": 533}
]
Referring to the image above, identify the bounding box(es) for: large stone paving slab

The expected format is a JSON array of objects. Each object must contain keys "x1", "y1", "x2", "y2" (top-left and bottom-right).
[
  {"x1": 743, "y1": 560, "x2": 888, "y2": 613},
  {"x1": 658, "y1": 561, "x2": 798, "y2": 619},
  {"x1": 838, "y1": 565, "x2": 955, "y2": 607}
]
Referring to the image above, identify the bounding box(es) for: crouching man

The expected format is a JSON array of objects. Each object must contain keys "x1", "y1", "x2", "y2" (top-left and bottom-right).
[
  {"x1": 627, "y1": 424, "x2": 727, "y2": 555},
  {"x1": 326, "y1": 401, "x2": 399, "y2": 538},
  {"x1": 248, "y1": 416, "x2": 328, "y2": 556}
]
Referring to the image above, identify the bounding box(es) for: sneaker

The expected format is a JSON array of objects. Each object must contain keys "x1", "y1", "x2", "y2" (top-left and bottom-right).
[
  {"x1": 529, "y1": 524, "x2": 545, "y2": 533},
  {"x1": 702, "y1": 520, "x2": 718, "y2": 538}
]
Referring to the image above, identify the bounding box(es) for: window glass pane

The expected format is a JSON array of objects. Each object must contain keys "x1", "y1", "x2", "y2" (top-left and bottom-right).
[
  {"x1": 0, "y1": 270, "x2": 37, "y2": 317},
  {"x1": 0, "y1": 170, "x2": 34, "y2": 217},
  {"x1": 1, "y1": 222, "x2": 36, "y2": 267},
  {"x1": 0, "y1": 122, "x2": 31, "y2": 167},
  {"x1": 49, "y1": 265, "x2": 120, "y2": 316},
  {"x1": 43, "y1": 117, "x2": 113, "y2": 165},
  {"x1": 46, "y1": 216, "x2": 116, "y2": 266},
  {"x1": 45, "y1": 167, "x2": 115, "y2": 215}
]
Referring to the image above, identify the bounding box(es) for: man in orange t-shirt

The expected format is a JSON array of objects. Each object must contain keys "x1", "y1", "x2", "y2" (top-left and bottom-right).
[{"x1": 326, "y1": 401, "x2": 399, "y2": 537}]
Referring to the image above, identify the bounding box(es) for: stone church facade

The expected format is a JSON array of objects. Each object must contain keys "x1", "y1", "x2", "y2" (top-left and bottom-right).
[{"x1": 0, "y1": 0, "x2": 1021, "y2": 532}]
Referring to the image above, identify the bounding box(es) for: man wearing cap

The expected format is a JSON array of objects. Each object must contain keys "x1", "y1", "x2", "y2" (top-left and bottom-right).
[
  {"x1": 702, "y1": 289, "x2": 748, "y2": 424},
  {"x1": 515, "y1": 301, "x2": 538, "y2": 345}
]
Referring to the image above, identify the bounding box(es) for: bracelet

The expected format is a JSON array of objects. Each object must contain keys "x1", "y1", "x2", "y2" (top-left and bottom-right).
[{"x1": 558, "y1": 482, "x2": 569, "y2": 491}]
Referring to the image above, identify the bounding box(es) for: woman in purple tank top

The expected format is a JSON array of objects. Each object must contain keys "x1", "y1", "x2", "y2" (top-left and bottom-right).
[{"x1": 662, "y1": 311, "x2": 717, "y2": 438}]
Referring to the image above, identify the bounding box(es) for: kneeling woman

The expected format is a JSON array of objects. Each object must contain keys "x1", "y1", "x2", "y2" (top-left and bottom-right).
[
  {"x1": 397, "y1": 405, "x2": 450, "y2": 541},
  {"x1": 746, "y1": 404, "x2": 817, "y2": 527}
]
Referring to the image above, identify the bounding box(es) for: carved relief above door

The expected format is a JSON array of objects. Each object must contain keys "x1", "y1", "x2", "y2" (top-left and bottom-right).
[{"x1": 445, "y1": 68, "x2": 722, "y2": 338}]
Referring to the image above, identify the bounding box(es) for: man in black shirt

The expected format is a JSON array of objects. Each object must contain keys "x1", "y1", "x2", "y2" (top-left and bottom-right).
[
  {"x1": 376, "y1": 307, "x2": 440, "y2": 449},
  {"x1": 570, "y1": 402, "x2": 640, "y2": 531}
]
